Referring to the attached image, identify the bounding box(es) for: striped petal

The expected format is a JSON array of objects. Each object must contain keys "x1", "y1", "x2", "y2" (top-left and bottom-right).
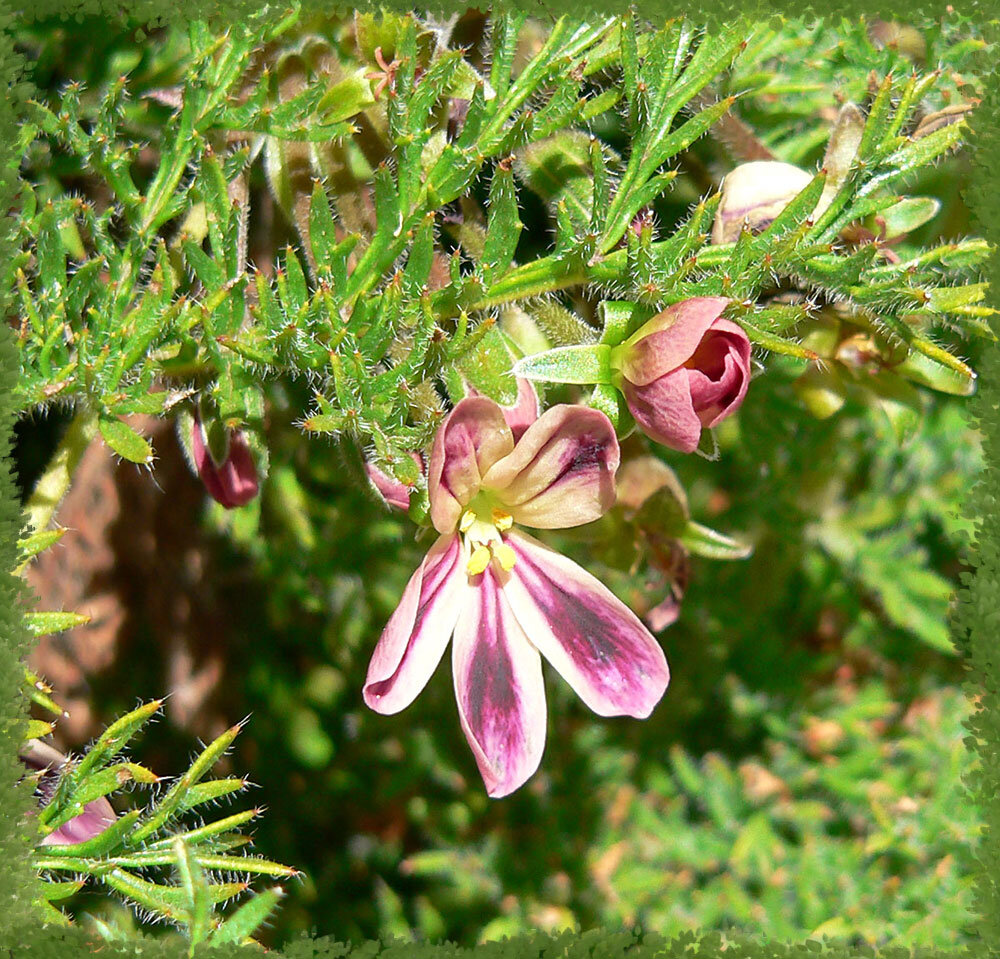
[
  {"x1": 452, "y1": 565, "x2": 547, "y2": 798},
  {"x1": 503, "y1": 531, "x2": 669, "y2": 718},
  {"x1": 363, "y1": 534, "x2": 466, "y2": 715},
  {"x1": 428, "y1": 398, "x2": 514, "y2": 533},
  {"x1": 482, "y1": 405, "x2": 619, "y2": 529}
]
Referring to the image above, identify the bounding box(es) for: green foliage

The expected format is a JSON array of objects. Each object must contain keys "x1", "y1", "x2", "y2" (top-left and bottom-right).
[
  {"x1": 11, "y1": 6, "x2": 990, "y2": 951},
  {"x1": 29, "y1": 700, "x2": 295, "y2": 945}
]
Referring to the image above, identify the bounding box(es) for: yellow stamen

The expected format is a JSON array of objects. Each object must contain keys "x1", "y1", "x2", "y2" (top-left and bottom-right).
[
  {"x1": 467, "y1": 545, "x2": 491, "y2": 575},
  {"x1": 494, "y1": 542, "x2": 516, "y2": 571},
  {"x1": 492, "y1": 508, "x2": 514, "y2": 532},
  {"x1": 459, "y1": 509, "x2": 477, "y2": 533}
]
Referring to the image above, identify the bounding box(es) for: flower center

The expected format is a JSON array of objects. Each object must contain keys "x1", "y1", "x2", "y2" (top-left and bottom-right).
[{"x1": 459, "y1": 505, "x2": 516, "y2": 575}]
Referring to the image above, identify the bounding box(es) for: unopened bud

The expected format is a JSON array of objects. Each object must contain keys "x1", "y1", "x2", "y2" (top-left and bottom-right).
[
  {"x1": 189, "y1": 414, "x2": 260, "y2": 509},
  {"x1": 610, "y1": 297, "x2": 751, "y2": 453},
  {"x1": 711, "y1": 161, "x2": 814, "y2": 245}
]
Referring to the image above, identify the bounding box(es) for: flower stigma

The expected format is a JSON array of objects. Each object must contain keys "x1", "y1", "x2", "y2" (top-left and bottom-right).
[{"x1": 459, "y1": 504, "x2": 516, "y2": 575}]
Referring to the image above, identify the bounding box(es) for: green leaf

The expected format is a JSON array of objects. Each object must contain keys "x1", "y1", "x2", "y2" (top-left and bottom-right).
[
  {"x1": 482, "y1": 160, "x2": 522, "y2": 285},
  {"x1": 454, "y1": 324, "x2": 517, "y2": 404},
  {"x1": 40, "y1": 880, "x2": 85, "y2": 902},
  {"x1": 131, "y1": 722, "x2": 245, "y2": 845},
  {"x1": 210, "y1": 888, "x2": 285, "y2": 945},
  {"x1": 514, "y1": 345, "x2": 612, "y2": 385},
  {"x1": 24, "y1": 611, "x2": 91, "y2": 638},
  {"x1": 880, "y1": 196, "x2": 941, "y2": 238},
  {"x1": 72, "y1": 699, "x2": 162, "y2": 784},
  {"x1": 679, "y1": 521, "x2": 753, "y2": 560},
  {"x1": 177, "y1": 778, "x2": 249, "y2": 814},
  {"x1": 98, "y1": 417, "x2": 154, "y2": 465},
  {"x1": 895, "y1": 349, "x2": 976, "y2": 396},
  {"x1": 174, "y1": 838, "x2": 212, "y2": 946},
  {"x1": 40, "y1": 810, "x2": 142, "y2": 858},
  {"x1": 16, "y1": 527, "x2": 67, "y2": 567}
]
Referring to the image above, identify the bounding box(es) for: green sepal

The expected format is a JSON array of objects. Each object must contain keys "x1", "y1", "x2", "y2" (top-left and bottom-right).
[
  {"x1": 514, "y1": 344, "x2": 612, "y2": 385},
  {"x1": 588, "y1": 383, "x2": 623, "y2": 431}
]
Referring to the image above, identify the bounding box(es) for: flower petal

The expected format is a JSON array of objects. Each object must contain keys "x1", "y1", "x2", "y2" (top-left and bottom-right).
[
  {"x1": 501, "y1": 378, "x2": 541, "y2": 441},
  {"x1": 41, "y1": 797, "x2": 117, "y2": 846},
  {"x1": 685, "y1": 320, "x2": 752, "y2": 427},
  {"x1": 428, "y1": 398, "x2": 514, "y2": 533},
  {"x1": 466, "y1": 378, "x2": 541, "y2": 442},
  {"x1": 482, "y1": 405, "x2": 619, "y2": 529},
  {"x1": 622, "y1": 370, "x2": 703, "y2": 453},
  {"x1": 364, "y1": 534, "x2": 466, "y2": 714},
  {"x1": 503, "y1": 531, "x2": 669, "y2": 718},
  {"x1": 620, "y1": 297, "x2": 731, "y2": 386},
  {"x1": 452, "y1": 565, "x2": 547, "y2": 798}
]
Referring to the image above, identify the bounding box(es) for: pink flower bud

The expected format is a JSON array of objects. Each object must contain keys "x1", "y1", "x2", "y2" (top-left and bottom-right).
[
  {"x1": 611, "y1": 297, "x2": 752, "y2": 453},
  {"x1": 190, "y1": 416, "x2": 259, "y2": 509},
  {"x1": 366, "y1": 453, "x2": 425, "y2": 511}
]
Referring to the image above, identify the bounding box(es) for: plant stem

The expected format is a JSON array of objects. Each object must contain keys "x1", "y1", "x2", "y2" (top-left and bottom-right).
[{"x1": 22, "y1": 406, "x2": 99, "y2": 537}]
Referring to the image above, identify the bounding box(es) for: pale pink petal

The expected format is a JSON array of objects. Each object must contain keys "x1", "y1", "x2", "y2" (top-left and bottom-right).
[
  {"x1": 428, "y1": 399, "x2": 514, "y2": 533},
  {"x1": 452, "y1": 565, "x2": 547, "y2": 798},
  {"x1": 622, "y1": 369, "x2": 703, "y2": 454},
  {"x1": 501, "y1": 378, "x2": 541, "y2": 441},
  {"x1": 482, "y1": 405, "x2": 619, "y2": 529},
  {"x1": 364, "y1": 534, "x2": 466, "y2": 714},
  {"x1": 503, "y1": 531, "x2": 669, "y2": 718},
  {"x1": 466, "y1": 378, "x2": 541, "y2": 442},
  {"x1": 620, "y1": 297, "x2": 731, "y2": 386}
]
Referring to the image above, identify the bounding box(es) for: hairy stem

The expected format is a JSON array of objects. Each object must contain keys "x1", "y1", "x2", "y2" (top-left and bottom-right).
[{"x1": 22, "y1": 406, "x2": 99, "y2": 537}]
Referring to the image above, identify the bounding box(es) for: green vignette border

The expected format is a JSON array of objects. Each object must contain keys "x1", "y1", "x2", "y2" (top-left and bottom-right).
[{"x1": 1, "y1": 0, "x2": 998, "y2": 955}]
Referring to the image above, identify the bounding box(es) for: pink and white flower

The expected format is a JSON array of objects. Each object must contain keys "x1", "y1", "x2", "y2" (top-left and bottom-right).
[{"x1": 364, "y1": 397, "x2": 670, "y2": 798}]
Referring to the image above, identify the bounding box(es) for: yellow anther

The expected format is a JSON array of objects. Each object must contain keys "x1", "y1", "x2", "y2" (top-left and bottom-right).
[
  {"x1": 467, "y1": 545, "x2": 491, "y2": 575},
  {"x1": 494, "y1": 542, "x2": 516, "y2": 572},
  {"x1": 459, "y1": 509, "x2": 477, "y2": 533},
  {"x1": 492, "y1": 508, "x2": 514, "y2": 532}
]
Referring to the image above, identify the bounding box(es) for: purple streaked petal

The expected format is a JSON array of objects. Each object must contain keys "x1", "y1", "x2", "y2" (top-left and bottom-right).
[
  {"x1": 619, "y1": 297, "x2": 731, "y2": 386},
  {"x1": 452, "y1": 565, "x2": 547, "y2": 798},
  {"x1": 482, "y1": 405, "x2": 619, "y2": 529},
  {"x1": 428, "y1": 399, "x2": 514, "y2": 533},
  {"x1": 503, "y1": 531, "x2": 669, "y2": 718},
  {"x1": 622, "y1": 369, "x2": 703, "y2": 454},
  {"x1": 363, "y1": 534, "x2": 466, "y2": 714},
  {"x1": 40, "y1": 797, "x2": 117, "y2": 846}
]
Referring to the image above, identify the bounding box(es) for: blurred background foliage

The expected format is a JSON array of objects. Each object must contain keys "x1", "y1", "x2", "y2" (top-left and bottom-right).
[{"x1": 10, "y1": 6, "x2": 988, "y2": 951}]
